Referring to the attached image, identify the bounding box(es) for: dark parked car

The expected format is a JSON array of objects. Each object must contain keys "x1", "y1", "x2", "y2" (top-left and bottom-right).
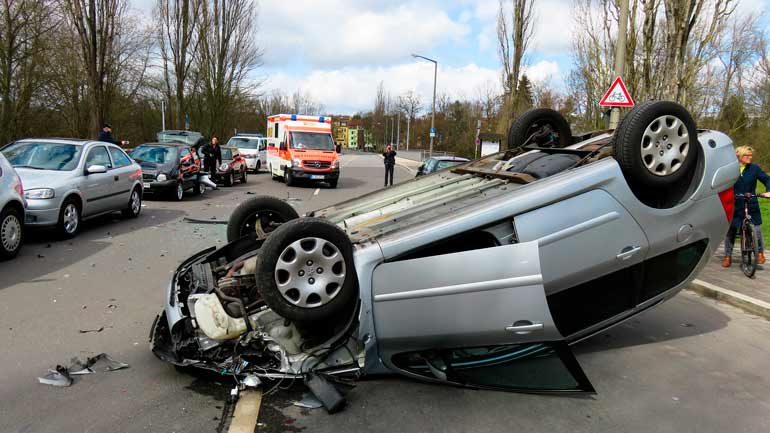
[
  {"x1": 416, "y1": 156, "x2": 470, "y2": 176},
  {"x1": 130, "y1": 143, "x2": 205, "y2": 200},
  {"x1": 216, "y1": 146, "x2": 248, "y2": 187}
]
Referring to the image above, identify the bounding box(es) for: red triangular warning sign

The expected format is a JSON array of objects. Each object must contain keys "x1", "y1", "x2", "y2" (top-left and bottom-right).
[{"x1": 599, "y1": 77, "x2": 634, "y2": 107}]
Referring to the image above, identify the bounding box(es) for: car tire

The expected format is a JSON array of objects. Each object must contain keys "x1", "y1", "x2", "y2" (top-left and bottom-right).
[
  {"x1": 328, "y1": 179, "x2": 338, "y2": 189},
  {"x1": 284, "y1": 169, "x2": 294, "y2": 187},
  {"x1": 223, "y1": 172, "x2": 233, "y2": 187},
  {"x1": 0, "y1": 205, "x2": 24, "y2": 260},
  {"x1": 56, "y1": 197, "x2": 81, "y2": 239},
  {"x1": 226, "y1": 195, "x2": 300, "y2": 242},
  {"x1": 171, "y1": 181, "x2": 184, "y2": 201},
  {"x1": 612, "y1": 101, "x2": 698, "y2": 189},
  {"x1": 241, "y1": 168, "x2": 248, "y2": 183},
  {"x1": 256, "y1": 161, "x2": 261, "y2": 173},
  {"x1": 192, "y1": 181, "x2": 206, "y2": 196},
  {"x1": 507, "y1": 108, "x2": 572, "y2": 149},
  {"x1": 121, "y1": 187, "x2": 142, "y2": 218},
  {"x1": 254, "y1": 218, "x2": 358, "y2": 324}
]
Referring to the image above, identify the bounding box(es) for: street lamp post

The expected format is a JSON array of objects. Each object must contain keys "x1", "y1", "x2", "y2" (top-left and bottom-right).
[{"x1": 412, "y1": 54, "x2": 437, "y2": 157}]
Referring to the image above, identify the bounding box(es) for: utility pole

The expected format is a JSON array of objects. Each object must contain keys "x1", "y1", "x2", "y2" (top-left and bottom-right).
[
  {"x1": 412, "y1": 54, "x2": 437, "y2": 157},
  {"x1": 396, "y1": 111, "x2": 400, "y2": 150},
  {"x1": 161, "y1": 100, "x2": 166, "y2": 131},
  {"x1": 609, "y1": 0, "x2": 629, "y2": 129},
  {"x1": 406, "y1": 116, "x2": 410, "y2": 151}
]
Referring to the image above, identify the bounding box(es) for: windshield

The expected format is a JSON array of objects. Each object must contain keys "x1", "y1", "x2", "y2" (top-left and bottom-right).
[
  {"x1": 157, "y1": 131, "x2": 202, "y2": 146},
  {"x1": 221, "y1": 148, "x2": 233, "y2": 160},
  {"x1": 228, "y1": 137, "x2": 260, "y2": 149},
  {"x1": 290, "y1": 132, "x2": 334, "y2": 150},
  {"x1": 130, "y1": 145, "x2": 178, "y2": 164},
  {"x1": 1, "y1": 142, "x2": 83, "y2": 171}
]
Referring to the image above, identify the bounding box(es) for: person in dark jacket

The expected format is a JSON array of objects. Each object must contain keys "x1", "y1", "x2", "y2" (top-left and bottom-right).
[
  {"x1": 383, "y1": 144, "x2": 396, "y2": 187},
  {"x1": 722, "y1": 145, "x2": 770, "y2": 267},
  {"x1": 97, "y1": 124, "x2": 125, "y2": 145},
  {"x1": 200, "y1": 136, "x2": 222, "y2": 177}
]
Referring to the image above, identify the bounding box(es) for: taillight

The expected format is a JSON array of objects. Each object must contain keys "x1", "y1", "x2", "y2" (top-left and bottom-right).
[
  {"x1": 14, "y1": 176, "x2": 23, "y2": 196},
  {"x1": 718, "y1": 188, "x2": 734, "y2": 224}
]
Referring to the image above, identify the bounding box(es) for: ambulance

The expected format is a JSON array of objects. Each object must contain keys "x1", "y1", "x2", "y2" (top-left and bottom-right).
[{"x1": 266, "y1": 114, "x2": 340, "y2": 188}]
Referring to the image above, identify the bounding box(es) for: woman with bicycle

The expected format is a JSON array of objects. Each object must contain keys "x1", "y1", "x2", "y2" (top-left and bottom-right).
[{"x1": 722, "y1": 146, "x2": 770, "y2": 269}]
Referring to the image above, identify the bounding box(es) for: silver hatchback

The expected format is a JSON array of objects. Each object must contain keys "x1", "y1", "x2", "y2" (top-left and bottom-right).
[
  {"x1": 0, "y1": 152, "x2": 25, "y2": 259},
  {"x1": 1, "y1": 139, "x2": 144, "y2": 238}
]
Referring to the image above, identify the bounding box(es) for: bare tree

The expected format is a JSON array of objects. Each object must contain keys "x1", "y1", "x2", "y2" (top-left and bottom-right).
[
  {"x1": 156, "y1": 0, "x2": 200, "y2": 129},
  {"x1": 0, "y1": 0, "x2": 56, "y2": 143},
  {"x1": 497, "y1": 0, "x2": 535, "y2": 118},
  {"x1": 397, "y1": 91, "x2": 422, "y2": 121},
  {"x1": 61, "y1": 0, "x2": 124, "y2": 136},
  {"x1": 716, "y1": 14, "x2": 758, "y2": 110},
  {"x1": 193, "y1": 0, "x2": 261, "y2": 136}
]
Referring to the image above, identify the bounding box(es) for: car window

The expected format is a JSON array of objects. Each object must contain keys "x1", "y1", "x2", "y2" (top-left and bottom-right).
[
  {"x1": 86, "y1": 146, "x2": 112, "y2": 169},
  {"x1": 2, "y1": 142, "x2": 83, "y2": 171},
  {"x1": 179, "y1": 147, "x2": 191, "y2": 160},
  {"x1": 130, "y1": 146, "x2": 177, "y2": 164},
  {"x1": 290, "y1": 132, "x2": 334, "y2": 150},
  {"x1": 229, "y1": 137, "x2": 260, "y2": 149},
  {"x1": 258, "y1": 140, "x2": 266, "y2": 151},
  {"x1": 425, "y1": 159, "x2": 437, "y2": 172},
  {"x1": 108, "y1": 147, "x2": 132, "y2": 168},
  {"x1": 436, "y1": 160, "x2": 462, "y2": 170}
]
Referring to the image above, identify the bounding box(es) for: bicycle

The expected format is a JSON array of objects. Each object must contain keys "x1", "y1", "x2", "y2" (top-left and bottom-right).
[{"x1": 734, "y1": 193, "x2": 767, "y2": 277}]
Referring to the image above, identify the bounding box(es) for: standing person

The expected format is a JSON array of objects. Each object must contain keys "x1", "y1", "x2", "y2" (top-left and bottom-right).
[
  {"x1": 97, "y1": 123, "x2": 127, "y2": 145},
  {"x1": 201, "y1": 136, "x2": 222, "y2": 178},
  {"x1": 722, "y1": 145, "x2": 770, "y2": 267},
  {"x1": 383, "y1": 144, "x2": 396, "y2": 187}
]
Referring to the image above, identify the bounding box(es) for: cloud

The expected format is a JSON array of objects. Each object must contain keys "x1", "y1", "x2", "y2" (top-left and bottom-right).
[
  {"x1": 258, "y1": 0, "x2": 470, "y2": 68},
  {"x1": 530, "y1": 0, "x2": 574, "y2": 55},
  {"x1": 261, "y1": 62, "x2": 502, "y2": 113}
]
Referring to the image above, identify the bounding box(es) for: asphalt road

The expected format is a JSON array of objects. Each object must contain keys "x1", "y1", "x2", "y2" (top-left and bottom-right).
[{"x1": 2, "y1": 153, "x2": 769, "y2": 433}]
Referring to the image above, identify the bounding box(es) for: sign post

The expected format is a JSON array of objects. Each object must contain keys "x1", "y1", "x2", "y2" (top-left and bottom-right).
[
  {"x1": 608, "y1": 0, "x2": 630, "y2": 129},
  {"x1": 600, "y1": 76, "x2": 634, "y2": 129}
]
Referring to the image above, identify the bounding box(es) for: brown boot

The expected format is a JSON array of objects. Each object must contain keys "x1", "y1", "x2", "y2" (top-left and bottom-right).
[
  {"x1": 758, "y1": 252, "x2": 766, "y2": 265},
  {"x1": 722, "y1": 256, "x2": 732, "y2": 267}
]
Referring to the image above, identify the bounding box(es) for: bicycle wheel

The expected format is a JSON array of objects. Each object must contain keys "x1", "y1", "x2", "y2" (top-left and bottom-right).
[{"x1": 740, "y1": 221, "x2": 758, "y2": 278}]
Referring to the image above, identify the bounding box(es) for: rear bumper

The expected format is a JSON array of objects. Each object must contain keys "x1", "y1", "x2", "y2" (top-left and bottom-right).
[
  {"x1": 244, "y1": 158, "x2": 259, "y2": 169},
  {"x1": 289, "y1": 168, "x2": 340, "y2": 180}
]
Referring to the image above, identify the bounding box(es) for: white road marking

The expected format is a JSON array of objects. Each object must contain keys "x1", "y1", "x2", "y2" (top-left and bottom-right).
[{"x1": 314, "y1": 188, "x2": 320, "y2": 196}]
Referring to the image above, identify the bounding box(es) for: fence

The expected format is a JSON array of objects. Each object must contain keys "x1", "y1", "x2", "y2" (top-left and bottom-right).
[{"x1": 396, "y1": 149, "x2": 455, "y2": 162}]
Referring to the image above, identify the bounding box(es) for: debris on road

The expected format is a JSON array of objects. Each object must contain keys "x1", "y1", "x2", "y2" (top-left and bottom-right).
[
  {"x1": 38, "y1": 366, "x2": 72, "y2": 387},
  {"x1": 183, "y1": 217, "x2": 227, "y2": 225},
  {"x1": 38, "y1": 353, "x2": 129, "y2": 387},
  {"x1": 292, "y1": 393, "x2": 323, "y2": 409},
  {"x1": 78, "y1": 327, "x2": 105, "y2": 334}
]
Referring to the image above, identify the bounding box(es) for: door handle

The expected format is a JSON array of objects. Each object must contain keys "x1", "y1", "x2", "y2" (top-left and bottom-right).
[
  {"x1": 114, "y1": 175, "x2": 119, "y2": 181},
  {"x1": 616, "y1": 245, "x2": 642, "y2": 261},
  {"x1": 505, "y1": 321, "x2": 544, "y2": 335}
]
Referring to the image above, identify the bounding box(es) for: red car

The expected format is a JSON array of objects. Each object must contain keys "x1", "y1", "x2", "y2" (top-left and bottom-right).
[{"x1": 217, "y1": 146, "x2": 248, "y2": 186}]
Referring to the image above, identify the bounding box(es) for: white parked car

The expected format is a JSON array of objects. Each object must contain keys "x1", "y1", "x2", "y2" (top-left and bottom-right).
[{"x1": 227, "y1": 134, "x2": 267, "y2": 173}]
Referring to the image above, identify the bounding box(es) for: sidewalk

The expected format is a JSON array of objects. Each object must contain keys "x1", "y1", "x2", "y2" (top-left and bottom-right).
[{"x1": 689, "y1": 242, "x2": 770, "y2": 319}]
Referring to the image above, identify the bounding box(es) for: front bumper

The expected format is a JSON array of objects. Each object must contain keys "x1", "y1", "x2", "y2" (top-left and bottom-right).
[
  {"x1": 289, "y1": 168, "x2": 340, "y2": 180},
  {"x1": 142, "y1": 179, "x2": 178, "y2": 194},
  {"x1": 24, "y1": 198, "x2": 63, "y2": 227}
]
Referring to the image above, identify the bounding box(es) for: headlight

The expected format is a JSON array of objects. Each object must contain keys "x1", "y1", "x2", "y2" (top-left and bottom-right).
[
  {"x1": 25, "y1": 188, "x2": 55, "y2": 199},
  {"x1": 332, "y1": 160, "x2": 340, "y2": 168},
  {"x1": 292, "y1": 159, "x2": 303, "y2": 167},
  {"x1": 156, "y1": 173, "x2": 167, "y2": 182},
  {"x1": 219, "y1": 163, "x2": 230, "y2": 171}
]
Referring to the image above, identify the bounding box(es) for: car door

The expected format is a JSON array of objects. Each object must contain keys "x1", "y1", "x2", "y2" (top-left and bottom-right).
[
  {"x1": 258, "y1": 139, "x2": 267, "y2": 166},
  {"x1": 107, "y1": 146, "x2": 136, "y2": 210},
  {"x1": 178, "y1": 147, "x2": 195, "y2": 189},
  {"x1": 81, "y1": 145, "x2": 114, "y2": 215},
  {"x1": 372, "y1": 241, "x2": 594, "y2": 393}
]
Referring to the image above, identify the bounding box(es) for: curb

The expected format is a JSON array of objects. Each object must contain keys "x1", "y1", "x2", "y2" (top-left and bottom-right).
[{"x1": 688, "y1": 278, "x2": 770, "y2": 320}]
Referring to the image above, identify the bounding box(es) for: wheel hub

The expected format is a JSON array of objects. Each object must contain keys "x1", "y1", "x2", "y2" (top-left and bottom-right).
[
  {"x1": 63, "y1": 204, "x2": 78, "y2": 233},
  {"x1": 1, "y1": 214, "x2": 21, "y2": 251},
  {"x1": 274, "y1": 237, "x2": 346, "y2": 308},
  {"x1": 641, "y1": 115, "x2": 689, "y2": 176}
]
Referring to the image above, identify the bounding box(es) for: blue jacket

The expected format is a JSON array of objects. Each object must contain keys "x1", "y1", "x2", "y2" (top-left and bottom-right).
[{"x1": 731, "y1": 163, "x2": 769, "y2": 228}]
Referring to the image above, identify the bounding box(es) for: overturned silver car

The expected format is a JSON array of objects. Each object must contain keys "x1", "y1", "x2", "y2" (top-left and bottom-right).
[{"x1": 150, "y1": 101, "x2": 740, "y2": 410}]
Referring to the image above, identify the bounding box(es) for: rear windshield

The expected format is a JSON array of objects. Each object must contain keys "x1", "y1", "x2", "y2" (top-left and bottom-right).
[
  {"x1": 2, "y1": 142, "x2": 83, "y2": 171},
  {"x1": 228, "y1": 137, "x2": 261, "y2": 149},
  {"x1": 290, "y1": 132, "x2": 334, "y2": 150},
  {"x1": 130, "y1": 145, "x2": 178, "y2": 164}
]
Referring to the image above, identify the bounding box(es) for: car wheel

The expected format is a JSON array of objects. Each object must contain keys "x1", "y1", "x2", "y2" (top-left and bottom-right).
[
  {"x1": 241, "y1": 167, "x2": 248, "y2": 183},
  {"x1": 192, "y1": 180, "x2": 206, "y2": 196},
  {"x1": 224, "y1": 172, "x2": 233, "y2": 187},
  {"x1": 612, "y1": 101, "x2": 698, "y2": 189},
  {"x1": 256, "y1": 161, "x2": 261, "y2": 172},
  {"x1": 328, "y1": 179, "x2": 338, "y2": 189},
  {"x1": 172, "y1": 181, "x2": 184, "y2": 201},
  {"x1": 0, "y1": 206, "x2": 24, "y2": 260},
  {"x1": 284, "y1": 170, "x2": 294, "y2": 187},
  {"x1": 121, "y1": 188, "x2": 142, "y2": 218},
  {"x1": 57, "y1": 198, "x2": 81, "y2": 239},
  {"x1": 226, "y1": 195, "x2": 300, "y2": 242},
  {"x1": 255, "y1": 218, "x2": 358, "y2": 324},
  {"x1": 507, "y1": 108, "x2": 572, "y2": 149}
]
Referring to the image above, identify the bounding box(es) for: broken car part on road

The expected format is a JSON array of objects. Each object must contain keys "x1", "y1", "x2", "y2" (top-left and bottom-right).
[{"x1": 150, "y1": 102, "x2": 740, "y2": 412}]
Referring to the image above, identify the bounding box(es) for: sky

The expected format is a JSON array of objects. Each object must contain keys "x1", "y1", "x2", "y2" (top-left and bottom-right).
[{"x1": 133, "y1": 0, "x2": 769, "y2": 115}]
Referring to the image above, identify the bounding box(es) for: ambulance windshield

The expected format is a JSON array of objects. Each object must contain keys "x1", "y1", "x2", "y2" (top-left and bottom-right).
[{"x1": 290, "y1": 132, "x2": 334, "y2": 150}]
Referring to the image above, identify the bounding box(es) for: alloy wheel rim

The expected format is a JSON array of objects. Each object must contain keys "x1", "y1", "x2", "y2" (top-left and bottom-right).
[
  {"x1": 1, "y1": 214, "x2": 21, "y2": 251},
  {"x1": 641, "y1": 115, "x2": 689, "y2": 176},
  {"x1": 199, "y1": 182, "x2": 206, "y2": 194},
  {"x1": 274, "y1": 237, "x2": 346, "y2": 308},
  {"x1": 63, "y1": 204, "x2": 78, "y2": 233},
  {"x1": 131, "y1": 191, "x2": 140, "y2": 214},
  {"x1": 177, "y1": 183, "x2": 183, "y2": 200}
]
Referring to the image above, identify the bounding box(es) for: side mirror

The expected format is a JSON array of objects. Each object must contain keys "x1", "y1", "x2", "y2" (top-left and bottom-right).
[
  {"x1": 279, "y1": 142, "x2": 287, "y2": 151},
  {"x1": 86, "y1": 164, "x2": 107, "y2": 175}
]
